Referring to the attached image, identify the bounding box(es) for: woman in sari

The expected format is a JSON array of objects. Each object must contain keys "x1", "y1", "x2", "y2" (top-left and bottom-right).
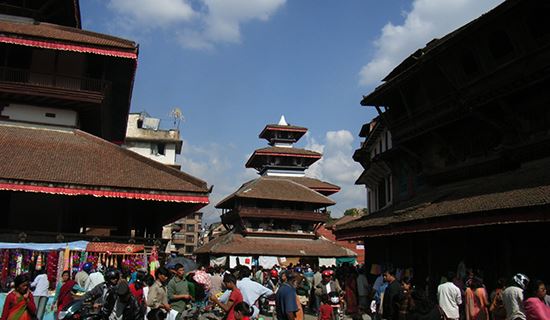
[
  {"x1": 465, "y1": 277, "x2": 489, "y2": 320},
  {"x1": 0, "y1": 274, "x2": 37, "y2": 320},
  {"x1": 344, "y1": 267, "x2": 358, "y2": 315},
  {"x1": 53, "y1": 270, "x2": 85, "y2": 315}
]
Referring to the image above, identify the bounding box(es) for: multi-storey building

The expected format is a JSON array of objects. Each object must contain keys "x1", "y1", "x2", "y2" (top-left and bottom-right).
[
  {"x1": 196, "y1": 116, "x2": 355, "y2": 267},
  {"x1": 0, "y1": 0, "x2": 209, "y2": 243},
  {"x1": 124, "y1": 112, "x2": 182, "y2": 169},
  {"x1": 164, "y1": 212, "x2": 203, "y2": 256},
  {"x1": 337, "y1": 0, "x2": 550, "y2": 284}
]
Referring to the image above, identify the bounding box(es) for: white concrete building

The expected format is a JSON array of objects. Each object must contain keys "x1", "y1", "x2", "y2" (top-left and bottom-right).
[{"x1": 123, "y1": 112, "x2": 182, "y2": 169}]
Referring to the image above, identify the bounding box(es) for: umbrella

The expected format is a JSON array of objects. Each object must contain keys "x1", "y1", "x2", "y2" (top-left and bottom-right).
[{"x1": 165, "y1": 256, "x2": 197, "y2": 272}]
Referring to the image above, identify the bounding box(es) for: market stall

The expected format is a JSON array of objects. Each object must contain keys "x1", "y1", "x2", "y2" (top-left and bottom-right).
[{"x1": 0, "y1": 241, "x2": 158, "y2": 319}]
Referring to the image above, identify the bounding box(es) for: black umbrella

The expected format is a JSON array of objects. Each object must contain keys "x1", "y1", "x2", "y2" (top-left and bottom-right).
[{"x1": 165, "y1": 256, "x2": 197, "y2": 272}]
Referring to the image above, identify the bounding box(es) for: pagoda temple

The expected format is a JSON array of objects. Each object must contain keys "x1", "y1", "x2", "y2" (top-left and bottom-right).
[{"x1": 196, "y1": 116, "x2": 356, "y2": 268}]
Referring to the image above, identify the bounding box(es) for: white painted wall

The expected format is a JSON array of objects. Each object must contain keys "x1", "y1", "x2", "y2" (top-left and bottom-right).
[
  {"x1": 125, "y1": 141, "x2": 178, "y2": 165},
  {"x1": 1, "y1": 104, "x2": 78, "y2": 127}
]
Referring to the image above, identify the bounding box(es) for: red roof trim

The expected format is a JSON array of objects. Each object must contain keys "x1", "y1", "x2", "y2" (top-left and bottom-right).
[
  {"x1": 0, "y1": 183, "x2": 209, "y2": 204},
  {"x1": 0, "y1": 36, "x2": 137, "y2": 59},
  {"x1": 264, "y1": 126, "x2": 308, "y2": 133},
  {"x1": 254, "y1": 151, "x2": 321, "y2": 158}
]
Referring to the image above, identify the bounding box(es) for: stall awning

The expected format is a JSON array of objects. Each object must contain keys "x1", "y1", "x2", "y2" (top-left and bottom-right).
[{"x1": 0, "y1": 241, "x2": 88, "y2": 251}]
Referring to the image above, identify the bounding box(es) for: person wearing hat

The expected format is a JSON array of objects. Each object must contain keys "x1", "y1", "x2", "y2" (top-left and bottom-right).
[{"x1": 102, "y1": 280, "x2": 143, "y2": 319}]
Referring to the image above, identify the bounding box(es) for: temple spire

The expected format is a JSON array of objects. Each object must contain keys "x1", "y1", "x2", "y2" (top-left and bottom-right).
[{"x1": 278, "y1": 115, "x2": 288, "y2": 126}]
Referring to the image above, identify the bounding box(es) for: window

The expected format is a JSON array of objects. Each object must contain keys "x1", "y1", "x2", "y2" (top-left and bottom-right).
[
  {"x1": 488, "y1": 30, "x2": 514, "y2": 60},
  {"x1": 460, "y1": 51, "x2": 480, "y2": 77},
  {"x1": 137, "y1": 118, "x2": 143, "y2": 128},
  {"x1": 186, "y1": 235, "x2": 195, "y2": 243},
  {"x1": 157, "y1": 143, "x2": 165, "y2": 155},
  {"x1": 185, "y1": 246, "x2": 194, "y2": 254},
  {"x1": 186, "y1": 224, "x2": 195, "y2": 232}
]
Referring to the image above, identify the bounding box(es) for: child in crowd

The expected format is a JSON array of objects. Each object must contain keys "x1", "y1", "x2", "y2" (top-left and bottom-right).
[
  {"x1": 234, "y1": 301, "x2": 253, "y2": 320},
  {"x1": 319, "y1": 294, "x2": 334, "y2": 320}
]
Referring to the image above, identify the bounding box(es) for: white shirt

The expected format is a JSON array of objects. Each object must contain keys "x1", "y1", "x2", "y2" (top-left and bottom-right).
[
  {"x1": 31, "y1": 274, "x2": 49, "y2": 297},
  {"x1": 237, "y1": 277, "x2": 274, "y2": 319},
  {"x1": 502, "y1": 286, "x2": 526, "y2": 320},
  {"x1": 437, "y1": 282, "x2": 462, "y2": 319},
  {"x1": 85, "y1": 272, "x2": 105, "y2": 291}
]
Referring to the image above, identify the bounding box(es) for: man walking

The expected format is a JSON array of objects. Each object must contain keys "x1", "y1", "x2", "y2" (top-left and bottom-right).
[
  {"x1": 382, "y1": 268, "x2": 401, "y2": 320},
  {"x1": 30, "y1": 268, "x2": 49, "y2": 320},
  {"x1": 276, "y1": 270, "x2": 299, "y2": 320},
  {"x1": 438, "y1": 272, "x2": 462, "y2": 320},
  {"x1": 167, "y1": 263, "x2": 193, "y2": 319}
]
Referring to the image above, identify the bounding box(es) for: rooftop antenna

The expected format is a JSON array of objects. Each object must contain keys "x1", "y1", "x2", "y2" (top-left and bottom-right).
[{"x1": 170, "y1": 107, "x2": 184, "y2": 130}]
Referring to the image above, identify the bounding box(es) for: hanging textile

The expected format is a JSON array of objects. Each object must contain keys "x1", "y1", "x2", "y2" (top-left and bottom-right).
[
  {"x1": 336, "y1": 257, "x2": 356, "y2": 266},
  {"x1": 36, "y1": 253, "x2": 43, "y2": 270},
  {"x1": 47, "y1": 250, "x2": 59, "y2": 285},
  {"x1": 229, "y1": 256, "x2": 252, "y2": 268},
  {"x1": 258, "y1": 256, "x2": 279, "y2": 269},
  {"x1": 15, "y1": 254, "x2": 22, "y2": 276},
  {"x1": 278, "y1": 257, "x2": 300, "y2": 267},
  {"x1": 209, "y1": 256, "x2": 227, "y2": 267},
  {"x1": 318, "y1": 257, "x2": 336, "y2": 267}
]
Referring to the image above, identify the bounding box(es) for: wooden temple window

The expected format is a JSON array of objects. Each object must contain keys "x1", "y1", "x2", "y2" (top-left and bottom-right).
[
  {"x1": 459, "y1": 51, "x2": 481, "y2": 77},
  {"x1": 526, "y1": 7, "x2": 550, "y2": 41},
  {"x1": 488, "y1": 30, "x2": 515, "y2": 61}
]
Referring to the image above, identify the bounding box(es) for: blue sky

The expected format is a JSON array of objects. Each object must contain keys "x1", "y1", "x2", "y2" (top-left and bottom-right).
[{"x1": 80, "y1": 0, "x2": 503, "y2": 224}]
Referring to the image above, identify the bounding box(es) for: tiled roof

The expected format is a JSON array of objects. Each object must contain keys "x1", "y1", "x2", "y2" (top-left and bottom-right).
[
  {"x1": 362, "y1": 0, "x2": 518, "y2": 106},
  {"x1": 336, "y1": 157, "x2": 550, "y2": 235},
  {"x1": 216, "y1": 177, "x2": 335, "y2": 209},
  {"x1": 252, "y1": 147, "x2": 321, "y2": 157},
  {"x1": 0, "y1": 123, "x2": 209, "y2": 199},
  {"x1": 269, "y1": 176, "x2": 340, "y2": 195},
  {"x1": 194, "y1": 231, "x2": 356, "y2": 257},
  {"x1": 259, "y1": 124, "x2": 308, "y2": 140},
  {"x1": 0, "y1": 19, "x2": 137, "y2": 52}
]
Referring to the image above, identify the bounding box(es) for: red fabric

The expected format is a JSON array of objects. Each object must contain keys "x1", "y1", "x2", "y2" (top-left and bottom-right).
[
  {"x1": 129, "y1": 283, "x2": 144, "y2": 305},
  {"x1": 345, "y1": 276, "x2": 358, "y2": 314},
  {"x1": 86, "y1": 242, "x2": 143, "y2": 253},
  {"x1": 0, "y1": 183, "x2": 209, "y2": 204},
  {"x1": 319, "y1": 304, "x2": 333, "y2": 320},
  {"x1": 0, "y1": 36, "x2": 137, "y2": 59},
  {"x1": 1, "y1": 291, "x2": 36, "y2": 320},
  {"x1": 227, "y1": 288, "x2": 243, "y2": 320},
  {"x1": 524, "y1": 297, "x2": 550, "y2": 320},
  {"x1": 57, "y1": 280, "x2": 76, "y2": 311}
]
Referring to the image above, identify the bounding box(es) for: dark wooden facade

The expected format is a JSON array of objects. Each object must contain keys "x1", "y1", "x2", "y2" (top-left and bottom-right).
[{"x1": 338, "y1": 0, "x2": 550, "y2": 285}]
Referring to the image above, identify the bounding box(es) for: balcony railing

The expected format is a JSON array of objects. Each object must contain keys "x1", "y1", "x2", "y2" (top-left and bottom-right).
[{"x1": 0, "y1": 67, "x2": 110, "y2": 93}]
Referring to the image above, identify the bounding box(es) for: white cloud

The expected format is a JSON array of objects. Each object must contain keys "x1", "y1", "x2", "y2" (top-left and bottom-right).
[
  {"x1": 107, "y1": 0, "x2": 195, "y2": 29},
  {"x1": 106, "y1": 0, "x2": 285, "y2": 50},
  {"x1": 359, "y1": 0, "x2": 504, "y2": 86},
  {"x1": 201, "y1": 0, "x2": 286, "y2": 44},
  {"x1": 306, "y1": 130, "x2": 365, "y2": 218}
]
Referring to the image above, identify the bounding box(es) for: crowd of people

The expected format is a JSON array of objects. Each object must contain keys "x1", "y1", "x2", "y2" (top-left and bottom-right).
[{"x1": 0, "y1": 261, "x2": 548, "y2": 320}]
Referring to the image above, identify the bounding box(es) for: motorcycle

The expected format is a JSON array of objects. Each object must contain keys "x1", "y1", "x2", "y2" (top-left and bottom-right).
[
  {"x1": 260, "y1": 293, "x2": 277, "y2": 319},
  {"x1": 57, "y1": 299, "x2": 102, "y2": 320},
  {"x1": 328, "y1": 292, "x2": 344, "y2": 320}
]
